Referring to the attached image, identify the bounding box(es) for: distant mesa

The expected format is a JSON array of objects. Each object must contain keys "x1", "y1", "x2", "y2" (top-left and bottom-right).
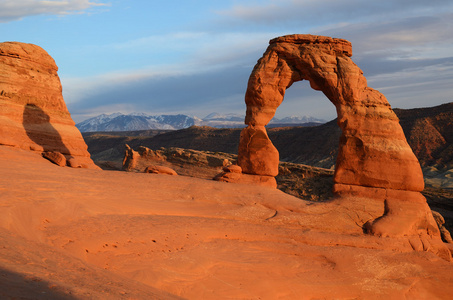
[
  {"x1": 218, "y1": 34, "x2": 449, "y2": 258},
  {"x1": 0, "y1": 41, "x2": 98, "y2": 169}
]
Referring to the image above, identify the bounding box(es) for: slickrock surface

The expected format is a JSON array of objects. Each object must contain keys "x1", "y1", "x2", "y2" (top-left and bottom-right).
[
  {"x1": 1, "y1": 145, "x2": 453, "y2": 299},
  {"x1": 0, "y1": 42, "x2": 97, "y2": 168}
]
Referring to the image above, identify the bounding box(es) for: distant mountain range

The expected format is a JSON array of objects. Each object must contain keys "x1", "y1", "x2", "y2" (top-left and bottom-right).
[
  {"x1": 75, "y1": 112, "x2": 325, "y2": 132},
  {"x1": 83, "y1": 102, "x2": 453, "y2": 179}
]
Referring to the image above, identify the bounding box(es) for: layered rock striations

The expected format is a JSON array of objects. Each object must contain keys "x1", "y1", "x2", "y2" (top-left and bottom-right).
[
  {"x1": 232, "y1": 34, "x2": 448, "y2": 258},
  {"x1": 0, "y1": 42, "x2": 97, "y2": 168},
  {"x1": 238, "y1": 34, "x2": 423, "y2": 190}
]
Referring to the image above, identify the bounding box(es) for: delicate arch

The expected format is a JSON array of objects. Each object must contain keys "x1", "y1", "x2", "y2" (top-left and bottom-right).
[{"x1": 237, "y1": 34, "x2": 424, "y2": 192}]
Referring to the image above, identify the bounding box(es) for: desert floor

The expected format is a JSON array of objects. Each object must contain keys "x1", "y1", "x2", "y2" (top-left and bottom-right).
[{"x1": 1, "y1": 145, "x2": 452, "y2": 299}]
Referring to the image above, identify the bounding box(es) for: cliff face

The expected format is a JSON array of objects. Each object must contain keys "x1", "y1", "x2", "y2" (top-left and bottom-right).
[
  {"x1": 395, "y1": 102, "x2": 453, "y2": 169},
  {"x1": 0, "y1": 42, "x2": 97, "y2": 168}
]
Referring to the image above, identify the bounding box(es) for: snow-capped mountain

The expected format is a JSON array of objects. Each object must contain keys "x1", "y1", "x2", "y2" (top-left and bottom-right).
[
  {"x1": 200, "y1": 113, "x2": 245, "y2": 128},
  {"x1": 269, "y1": 115, "x2": 325, "y2": 124},
  {"x1": 76, "y1": 113, "x2": 200, "y2": 132},
  {"x1": 76, "y1": 112, "x2": 325, "y2": 132}
]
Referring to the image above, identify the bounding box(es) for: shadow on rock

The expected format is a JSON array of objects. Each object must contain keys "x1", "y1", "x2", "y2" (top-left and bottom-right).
[{"x1": 22, "y1": 103, "x2": 70, "y2": 156}]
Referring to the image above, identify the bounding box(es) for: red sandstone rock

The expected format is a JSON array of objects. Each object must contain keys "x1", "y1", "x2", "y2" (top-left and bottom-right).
[
  {"x1": 42, "y1": 151, "x2": 66, "y2": 167},
  {"x1": 236, "y1": 34, "x2": 444, "y2": 250},
  {"x1": 0, "y1": 42, "x2": 98, "y2": 169},
  {"x1": 216, "y1": 161, "x2": 277, "y2": 188},
  {"x1": 2, "y1": 146, "x2": 452, "y2": 298},
  {"x1": 237, "y1": 125, "x2": 279, "y2": 176},
  {"x1": 67, "y1": 157, "x2": 88, "y2": 168},
  {"x1": 223, "y1": 164, "x2": 242, "y2": 173},
  {"x1": 144, "y1": 165, "x2": 178, "y2": 176},
  {"x1": 432, "y1": 211, "x2": 453, "y2": 244},
  {"x1": 122, "y1": 144, "x2": 138, "y2": 171},
  {"x1": 214, "y1": 170, "x2": 277, "y2": 189},
  {"x1": 238, "y1": 34, "x2": 423, "y2": 191}
]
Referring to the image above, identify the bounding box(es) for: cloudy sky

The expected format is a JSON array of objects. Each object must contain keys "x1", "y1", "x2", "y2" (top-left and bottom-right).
[{"x1": 1, "y1": 0, "x2": 452, "y2": 122}]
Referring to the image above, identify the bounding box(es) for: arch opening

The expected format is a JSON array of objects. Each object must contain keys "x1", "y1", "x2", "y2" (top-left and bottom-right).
[
  {"x1": 268, "y1": 80, "x2": 340, "y2": 169},
  {"x1": 266, "y1": 80, "x2": 340, "y2": 201}
]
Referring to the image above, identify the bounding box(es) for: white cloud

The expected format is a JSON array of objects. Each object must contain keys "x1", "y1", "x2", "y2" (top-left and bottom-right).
[
  {"x1": 367, "y1": 63, "x2": 453, "y2": 109},
  {"x1": 0, "y1": 0, "x2": 109, "y2": 22},
  {"x1": 217, "y1": 0, "x2": 453, "y2": 26},
  {"x1": 319, "y1": 13, "x2": 453, "y2": 55},
  {"x1": 52, "y1": 1, "x2": 452, "y2": 121}
]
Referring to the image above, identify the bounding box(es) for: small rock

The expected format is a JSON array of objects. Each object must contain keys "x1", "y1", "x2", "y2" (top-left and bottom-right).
[
  {"x1": 223, "y1": 165, "x2": 242, "y2": 174},
  {"x1": 67, "y1": 157, "x2": 83, "y2": 168},
  {"x1": 144, "y1": 165, "x2": 177, "y2": 176},
  {"x1": 42, "y1": 151, "x2": 66, "y2": 167},
  {"x1": 432, "y1": 211, "x2": 445, "y2": 226}
]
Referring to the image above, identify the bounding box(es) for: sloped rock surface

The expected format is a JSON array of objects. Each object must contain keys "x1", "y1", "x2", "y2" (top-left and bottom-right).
[{"x1": 1, "y1": 145, "x2": 453, "y2": 299}]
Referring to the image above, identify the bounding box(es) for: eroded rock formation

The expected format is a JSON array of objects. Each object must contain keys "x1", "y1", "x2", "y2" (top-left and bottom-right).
[
  {"x1": 122, "y1": 145, "x2": 236, "y2": 179},
  {"x1": 232, "y1": 34, "x2": 449, "y2": 258},
  {"x1": 0, "y1": 42, "x2": 97, "y2": 168},
  {"x1": 144, "y1": 165, "x2": 178, "y2": 176}
]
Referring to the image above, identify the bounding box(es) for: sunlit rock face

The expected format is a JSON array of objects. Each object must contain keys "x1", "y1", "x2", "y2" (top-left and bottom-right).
[
  {"x1": 239, "y1": 34, "x2": 423, "y2": 191},
  {"x1": 236, "y1": 35, "x2": 448, "y2": 253},
  {"x1": 0, "y1": 42, "x2": 98, "y2": 168}
]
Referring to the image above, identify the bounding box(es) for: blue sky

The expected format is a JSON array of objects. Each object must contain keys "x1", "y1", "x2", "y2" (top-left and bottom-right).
[{"x1": 1, "y1": 0, "x2": 452, "y2": 122}]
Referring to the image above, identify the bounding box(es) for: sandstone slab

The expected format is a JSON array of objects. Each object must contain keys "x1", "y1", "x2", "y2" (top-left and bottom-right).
[{"x1": 1, "y1": 145, "x2": 452, "y2": 299}]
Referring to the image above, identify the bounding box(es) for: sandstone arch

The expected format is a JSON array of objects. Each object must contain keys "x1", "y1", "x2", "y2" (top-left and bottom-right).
[
  {"x1": 236, "y1": 35, "x2": 445, "y2": 245},
  {"x1": 238, "y1": 34, "x2": 423, "y2": 191}
]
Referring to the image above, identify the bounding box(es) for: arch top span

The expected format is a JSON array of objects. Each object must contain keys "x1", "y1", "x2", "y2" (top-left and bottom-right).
[
  {"x1": 245, "y1": 34, "x2": 362, "y2": 127},
  {"x1": 269, "y1": 34, "x2": 352, "y2": 57}
]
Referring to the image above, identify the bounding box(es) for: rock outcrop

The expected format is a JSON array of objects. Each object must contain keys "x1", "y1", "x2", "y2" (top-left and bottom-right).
[
  {"x1": 432, "y1": 210, "x2": 453, "y2": 244},
  {"x1": 0, "y1": 42, "x2": 97, "y2": 169},
  {"x1": 42, "y1": 151, "x2": 66, "y2": 167},
  {"x1": 231, "y1": 34, "x2": 448, "y2": 258},
  {"x1": 144, "y1": 165, "x2": 178, "y2": 176},
  {"x1": 121, "y1": 145, "x2": 236, "y2": 179},
  {"x1": 122, "y1": 144, "x2": 139, "y2": 171},
  {"x1": 214, "y1": 164, "x2": 277, "y2": 188}
]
